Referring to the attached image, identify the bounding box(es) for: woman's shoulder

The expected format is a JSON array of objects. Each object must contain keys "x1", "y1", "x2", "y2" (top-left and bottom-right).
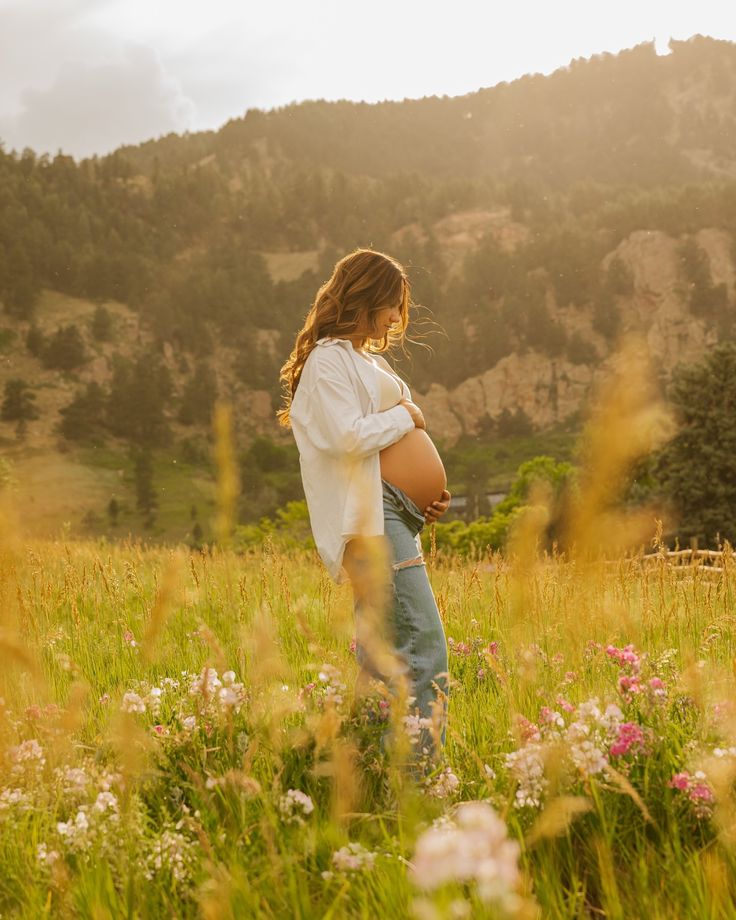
[{"x1": 300, "y1": 339, "x2": 352, "y2": 384}]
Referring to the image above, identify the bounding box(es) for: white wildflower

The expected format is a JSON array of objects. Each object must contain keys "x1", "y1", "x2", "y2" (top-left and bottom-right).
[
  {"x1": 425, "y1": 767, "x2": 460, "y2": 799},
  {"x1": 37, "y1": 843, "x2": 60, "y2": 866},
  {"x1": 505, "y1": 743, "x2": 547, "y2": 808},
  {"x1": 317, "y1": 664, "x2": 346, "y2": 706},
  {"x1": 569, "y1": 739, "x2": 608, "y2": 777},
  {"x1": 189, "y1": 667, "x2": 222, "y2": 698},
  {"x1": 411, "y1": 801, "x2": 520, "y2": 908},
  {"x1": 145, "y1": 829, "x2": 196, "y2": 883},
  {"x1": 0, "y1": 787, "x2": 31, "y2": 812},
  {"x1": 217, "y1": 686, "x2": 240, "y2": 709},
  {"x1": 8, "y1": 738, "x2": 46, "y2": 775},
  {"x1": 403, "y1": 714, "x2": 433, "y2": 744},
  {"x1": 121, "y1": 692, "x2": 146, "y2": 714},
  {"x1": 93, "y1": 791, "x2": 119, "y2": 816},
  {"x1": 98, "y1": 770, "x2": 122, "y2": 792},
  {"x1": 279, "y1": 788, "x2": 315, "y2": 825},
  {"x1": 331, "y1": 841, "x2": 377, "y2": 873},
  {"x1": 57, "y1": 809, "x2": 92, "y2": 852},
  {"x1": 58, "y1": 766, "x2": 89, "y2": 795}
]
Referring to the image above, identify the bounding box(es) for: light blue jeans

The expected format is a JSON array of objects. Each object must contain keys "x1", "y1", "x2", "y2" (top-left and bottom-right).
[{"x1": 354, "y1": 479, "x2": 449, "y2": 756}]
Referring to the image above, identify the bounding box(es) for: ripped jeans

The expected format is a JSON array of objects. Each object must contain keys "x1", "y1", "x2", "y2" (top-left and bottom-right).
[{"x1": 354, "y1": 479, "x2": 449, "y2": 755}]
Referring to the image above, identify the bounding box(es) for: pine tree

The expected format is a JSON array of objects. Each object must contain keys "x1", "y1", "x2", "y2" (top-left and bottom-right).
[
  {"x1": 133, "y1": 447, "x2": 157, "y2": 525},
  {"x1": 107, "y1": 497, "x2": 120, "y2": 525},
  {"x1": 1, "y1": 379, "x2": 40, "y2": 421},
  {"x1": 59, "y1": 382, "x2": 107, "y2": 443},
  {"x1": 26, "y1": 324, "x2": 45, "y2": 357},
  {"x1": 653, "y1": 342, "x2": 736, "y2": 543},
  {"x1": 42, "y1": 324, "x2": 87, "y2": 371},
  {"x1": 91, "y1": 304, "x2": 113, "y2": 341},
  {"x1": 178, "y1": 361, "x2": 218, "y2": 426}
]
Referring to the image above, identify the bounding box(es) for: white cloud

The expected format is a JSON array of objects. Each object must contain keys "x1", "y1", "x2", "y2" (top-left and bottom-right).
[
  {"x1": 0, "y1": 0, "x2": 734, "y2": 156},
  {"x1": 0, "y1": 0, "x2": 195, "y2": 158},
  {"x1": 1, "y1": 44, "x2": 195, "y2": 158}
]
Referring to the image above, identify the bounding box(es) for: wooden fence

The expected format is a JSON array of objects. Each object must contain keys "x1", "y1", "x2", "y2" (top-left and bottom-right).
[{"x1": 638, "y1": 548, "x2": 732, "y2": 574}]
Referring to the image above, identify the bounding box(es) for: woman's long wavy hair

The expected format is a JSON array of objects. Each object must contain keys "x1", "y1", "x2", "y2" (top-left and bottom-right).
[{"x1": 277, "y1": 248, "x2": 411, "y2": 427}]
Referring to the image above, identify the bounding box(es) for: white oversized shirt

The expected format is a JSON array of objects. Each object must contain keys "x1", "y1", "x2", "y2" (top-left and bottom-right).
[{"x1": 289, "y1": 336, "x2": 416, "y2": 583}]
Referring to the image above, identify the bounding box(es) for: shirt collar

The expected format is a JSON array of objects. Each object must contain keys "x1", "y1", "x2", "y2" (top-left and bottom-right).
[
  {"x1": 316, "y1": 336, "x2": 352, "y2": 348},
  {"x1": 316, "y1": 337, "x2": 379, "y2": 408}
]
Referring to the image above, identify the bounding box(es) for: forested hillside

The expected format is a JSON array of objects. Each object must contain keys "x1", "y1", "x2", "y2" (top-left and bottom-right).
[{"x1": 1, "y1": 35, "x2": 735, "y2": 539}]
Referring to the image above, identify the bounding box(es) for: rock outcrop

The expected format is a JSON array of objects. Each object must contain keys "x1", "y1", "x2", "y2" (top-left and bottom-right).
[{"x1": 413, "y1": 227, "x2": 734, "y2": 447}]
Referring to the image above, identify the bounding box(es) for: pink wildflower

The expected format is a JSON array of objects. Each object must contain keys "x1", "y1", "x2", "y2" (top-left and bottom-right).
[
  {"x1": 123, "y1": 629, "x2": 137, "y2": 648},
  {"x1": 689, "y1": 782, "x2": 714, "y2": 803},
  {"x1": 648, "y1": 677, "x2": 666, "y2": 698},
  {"x1": 448, "y1": 638, "x2": 472, "y2": 657},
  {"x1": 349, "y1": 638, "x2": 357, "y2": 654},
  {"x1": 539, "y1": 707, "x2": 564, "y2": 727},
  {"x1": 669, "y1": 772, "x2": 690, "y2": 791},
  {"x1": 486, "y1": 641, "x2": 499, "y2": 657},
  {"x1": 606, "y1": 644, "x2": 641, "y2": 672},
  {"x1": 610, "y1": 722, "x2": 646, "y2": 757},
  {"x1": 556, "y1": 696, "x2": 576, "y2": 713},
  {"x1": 669, "y1": 771, "x2": 715, "y2": 815},
  {"x1": 618, "y1": 675, "x2": 641, "y2": 695},
  {"x1": 515, "y1": 715, "x2": 541, "y2": 743}
]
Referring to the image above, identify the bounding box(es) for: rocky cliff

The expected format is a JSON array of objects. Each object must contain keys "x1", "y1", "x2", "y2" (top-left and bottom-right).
[{"x1": 412, "y1": 227, "x2": 734, "y2": 446}]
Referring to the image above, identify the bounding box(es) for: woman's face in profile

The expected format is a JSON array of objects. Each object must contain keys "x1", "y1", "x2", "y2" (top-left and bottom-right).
[{"x1": 365, "y1": 303, "x2": 402, "y2": 338}]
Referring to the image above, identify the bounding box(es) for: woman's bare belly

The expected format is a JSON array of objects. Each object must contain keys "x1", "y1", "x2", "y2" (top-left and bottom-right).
[{"x1": 379, "y1": 428, "x2": 447, "y2": 513}]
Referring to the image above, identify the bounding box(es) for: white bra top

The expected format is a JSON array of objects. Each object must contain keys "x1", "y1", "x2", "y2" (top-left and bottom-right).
[{"x1": 358, "y1": 353, "x2": 404, "y2": 411}]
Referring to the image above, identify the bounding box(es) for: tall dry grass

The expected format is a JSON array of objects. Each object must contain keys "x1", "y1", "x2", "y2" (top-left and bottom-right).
[{"x1": 0, "y1": 338, "x2": 734, "y2": 918}]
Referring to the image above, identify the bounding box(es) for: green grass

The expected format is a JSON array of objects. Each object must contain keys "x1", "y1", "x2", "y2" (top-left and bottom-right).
[{"x1": 1, "y1": 531, "x2": 735, "y2": 918}]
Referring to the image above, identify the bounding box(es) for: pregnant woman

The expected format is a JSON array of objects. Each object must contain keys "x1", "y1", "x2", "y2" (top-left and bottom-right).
[{"x1": 278, "y1": 248, "x2": 451, "y2": 759}]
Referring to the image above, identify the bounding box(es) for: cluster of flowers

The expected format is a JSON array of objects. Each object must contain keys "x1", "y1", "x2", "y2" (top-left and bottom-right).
[
  {"x1": 668, "y1": 770, "x2": 715, "y2": 818},
  {"x1": 604, "y1": 643, "x2": 669, "y2": 701},
  {"x1": 411, "y1": 801, "x2": 521, "y2": 911},
  {"x1": 298, "y1": 663, "x2": 347, "y2": 711},
  {"x1": 25, "y1": 754, "x2": 200, "y2": 886},
  {"x1": 1, "y1": 738, "x2": 50, "y2": 820},
  {"x1": 143, "y1": 828, "x2": 198, "y2": 883},
  {"x1": 120, "y1": 666, "x2": 248, "y2": 735},
  {"x1": 278, "y1": 788, "x2": 315, "y2": 826},
  {"x1": 32, "y1": 760, "x2": 126, "y2": 867},
  {"x1": 669, "y1": 746, "x2": 736, "y2": 819},
  {"x1": 424, "y1": 766, "x2": 461, "y2": 799},
  {"x1": 321, "y1": 841, "x2": 377, "y2": 879},
  {"x1": 504, "y1": 696, "x2": 652, "y2": 809},
  {"x1": 447, "y1": 634, "x2": 499, "y2": 681}
]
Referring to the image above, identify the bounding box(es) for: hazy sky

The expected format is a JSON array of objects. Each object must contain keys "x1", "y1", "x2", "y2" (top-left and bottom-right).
[{"x1": 0, "y1": 0, "x2": 733, "y2": 160}]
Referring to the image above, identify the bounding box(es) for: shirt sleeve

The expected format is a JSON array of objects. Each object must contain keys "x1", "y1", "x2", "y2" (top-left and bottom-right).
[{"x1": 303, "y1": 362, "x2": 415, "y2": 460}]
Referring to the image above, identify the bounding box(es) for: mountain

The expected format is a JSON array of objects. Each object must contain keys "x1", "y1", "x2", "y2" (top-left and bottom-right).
[{"x1": 1, "y1": 35, "x2": 735, "y2": 537}]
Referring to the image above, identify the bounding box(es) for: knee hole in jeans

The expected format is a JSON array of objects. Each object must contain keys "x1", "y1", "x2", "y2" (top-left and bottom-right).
[{"x1": 391, "y1": 554, "x2": 425, "y2": 572}]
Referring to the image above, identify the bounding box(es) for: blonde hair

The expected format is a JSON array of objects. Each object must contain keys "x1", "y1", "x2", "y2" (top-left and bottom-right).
[{"x1": 277, "y1": 248, "x2": 411, "y2": 427}]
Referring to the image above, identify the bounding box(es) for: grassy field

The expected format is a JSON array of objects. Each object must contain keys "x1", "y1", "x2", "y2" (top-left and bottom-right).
[{"x1": 1, "y1": 500, "x2": 735, "y2": 918}]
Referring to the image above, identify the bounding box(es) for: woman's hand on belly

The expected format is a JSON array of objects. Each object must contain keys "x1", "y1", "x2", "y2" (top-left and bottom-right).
[
  {"x1": 424, "y1": 489, "x2": 451, "y2": 524},
  {"x1": 399, "y1": 398, "x2": 425, "y2": 430}
]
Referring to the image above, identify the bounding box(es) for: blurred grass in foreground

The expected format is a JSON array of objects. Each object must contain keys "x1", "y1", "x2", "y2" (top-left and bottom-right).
[
  {"x1": 1, "y1": 337, "x2": 735, "y2": 919},
  {"x1": 0, "y1": 530, "x2": 735, "y2": 918}
]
